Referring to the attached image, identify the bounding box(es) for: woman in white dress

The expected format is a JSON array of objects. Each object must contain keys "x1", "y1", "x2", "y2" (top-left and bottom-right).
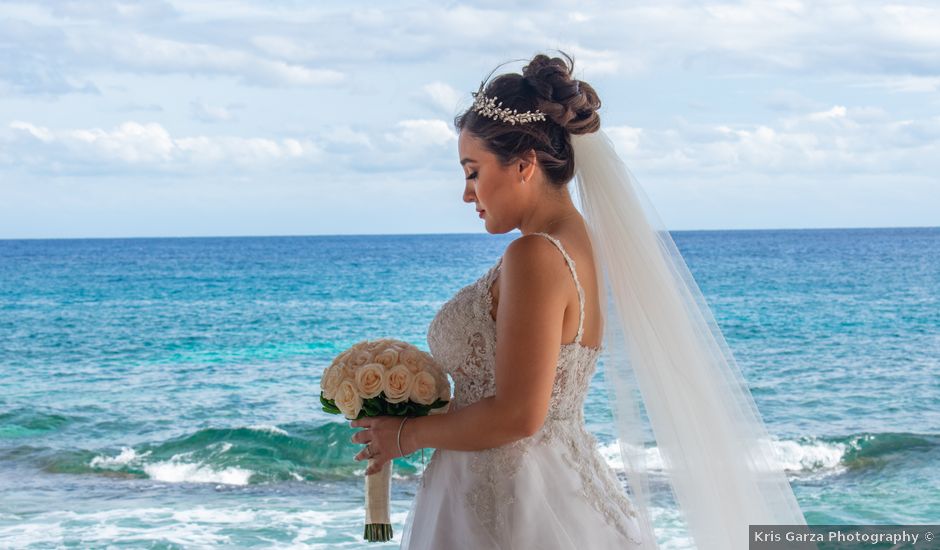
[{"x1": 350, "y1": 51, "x2": 809, "y2": 549}]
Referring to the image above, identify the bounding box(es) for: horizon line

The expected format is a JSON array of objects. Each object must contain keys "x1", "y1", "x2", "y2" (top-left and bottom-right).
[{"x1": 1, "y1": 224, "x2": 938, "y2": 241}]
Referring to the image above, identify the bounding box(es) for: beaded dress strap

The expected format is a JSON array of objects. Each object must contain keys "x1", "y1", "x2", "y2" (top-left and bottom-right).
[{"x1": 531, "y1": 232, "x2": 585, "y2": 344}]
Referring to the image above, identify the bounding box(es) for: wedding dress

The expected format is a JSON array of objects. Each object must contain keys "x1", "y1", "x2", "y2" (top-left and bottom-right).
[{"x1": 399, "y1": 231, "x2": 645, "y2": 549}]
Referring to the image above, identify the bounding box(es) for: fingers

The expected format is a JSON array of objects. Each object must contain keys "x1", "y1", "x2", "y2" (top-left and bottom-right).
[
  {"x1": 350, "y1": 429, "x2": 372, "y2": 444},
  {"x1": 354, "y1": 443, "x2": 380, "y2": 462},
  {"x1": 364, "y1": 460, "x2": 387, "y2": 476}
]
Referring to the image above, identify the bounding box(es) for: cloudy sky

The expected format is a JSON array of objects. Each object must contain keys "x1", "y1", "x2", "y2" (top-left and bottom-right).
[{"x1": 1, "y1": 0, "x2": 938, "y2": 239}]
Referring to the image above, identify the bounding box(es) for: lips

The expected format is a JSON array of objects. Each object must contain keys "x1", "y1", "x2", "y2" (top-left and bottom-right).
[{"x1": 478, "y1": 210, "x2": 485, "y2": 218}]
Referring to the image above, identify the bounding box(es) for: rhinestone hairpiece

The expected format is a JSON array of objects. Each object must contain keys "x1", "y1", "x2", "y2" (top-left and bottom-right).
[{"x1": 471, "y1": 89, "x2": 547, "y2": 125}]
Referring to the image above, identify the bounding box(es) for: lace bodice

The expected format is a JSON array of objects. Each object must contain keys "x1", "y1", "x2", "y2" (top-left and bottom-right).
[
  {"x1": 424, "y1": 232, "x2": 641, "y2": 544},
  {"x1": 427, "y1": 232, "x2": 602, "y2": 414}
]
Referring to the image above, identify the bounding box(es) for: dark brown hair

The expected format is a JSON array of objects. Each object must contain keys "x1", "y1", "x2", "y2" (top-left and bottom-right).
[{"x1": 454, "y1": 50, "x2": 602, "y2": 188}]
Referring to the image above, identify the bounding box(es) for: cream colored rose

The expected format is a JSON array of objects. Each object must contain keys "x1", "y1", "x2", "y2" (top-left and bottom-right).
[
  {"x1": 355, "y1": 363, "x2": 386, "y2": 399},
  {"x1": 373, "y1": 348, "x2": 399, "y2": 369},
  {"x1": 383, "y1": 364, "x2": 415, "y2": 404},
  {"x1": 399, "y1": 348, "x2": 423, "y2": 373},
  {"x1": 335, "y1": 379, "x2": 363, "y2": 419},
  {"x1": 320, "y1": 364, "x2": 346, "y2": 401},
  {"x1": 418, "y1": 358, "x2": 446, "y2": 389},
  {"x1": 350, "y1": 348, "x2": 373, "y2": 367},
  {"x1": 418, "y1": 355, "x2": 435, "y2": 370},
  {"x1": 419, "y1": 357, "x2": 442, "y2": 383},
  {"x1": 409, "y1": 371, "x2": 437, "y2": 405},
  {"x1": 333, "y1": 349, "x2": 351, "y2": 365},
  {"x1": 438, "y1": 376, "x2": 452, "y2": 401},
  {"x1": 376, "y1": 338, "x2": 397, "y2": 349},
  {"x1": 341, "y1": 361, "x2": 358, "y2": 378}
]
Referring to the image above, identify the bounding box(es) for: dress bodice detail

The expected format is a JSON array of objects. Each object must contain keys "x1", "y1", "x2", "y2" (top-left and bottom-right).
[
  {"x1": 426, "y1": 232, "x2": 602, "y2": 415},
  {"x1": 532, "y1": 231, "x2": 588, "y2": 345},
  {"x1": 424, "y1": 233, "x2": 641, "y2": 545}
]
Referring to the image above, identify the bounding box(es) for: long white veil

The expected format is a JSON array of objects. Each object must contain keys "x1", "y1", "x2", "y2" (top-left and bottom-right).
[{"x1": 570, "y1": 129, "x2": 808, "y2": 549}]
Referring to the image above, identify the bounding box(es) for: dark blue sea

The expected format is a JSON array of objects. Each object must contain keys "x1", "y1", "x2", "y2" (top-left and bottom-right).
[{"x1": 1, "y1": 227, "x2": 938, "y2": 548}]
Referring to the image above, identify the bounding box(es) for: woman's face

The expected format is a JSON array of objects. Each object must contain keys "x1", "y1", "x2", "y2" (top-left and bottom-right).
[{"x1": 457, "y1": 130, "x2": 534, "y2": 234}]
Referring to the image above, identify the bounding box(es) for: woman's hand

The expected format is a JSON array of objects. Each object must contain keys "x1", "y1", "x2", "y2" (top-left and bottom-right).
[{"x1": 350, "y1": 416, "x2": 416, "y2": 476}]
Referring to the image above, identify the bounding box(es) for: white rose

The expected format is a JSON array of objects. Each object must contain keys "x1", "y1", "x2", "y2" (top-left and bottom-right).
[
  {"x1": 335, "y1": 379, "x2": 363, "y2": 419},
  {"x1": 409, "y1": 371, "x2": 437, "y2": 405},
  {"x1": 383, "y1": 364, "x2": 414, "y2": 404},
  {"x1": 320, "y1": 364, "x2": 346, "y2": 401},
  {"x1": 373, "y1": 348, "x2": 399, "y2": 369},
  {"x1": 355, "y1": 363, "x2": 386, "y2": 399}
]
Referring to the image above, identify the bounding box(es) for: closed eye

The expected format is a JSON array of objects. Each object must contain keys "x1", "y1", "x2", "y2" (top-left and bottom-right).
[{"x1": 466, "y1": 172, "x2": 478, "y2": 181}]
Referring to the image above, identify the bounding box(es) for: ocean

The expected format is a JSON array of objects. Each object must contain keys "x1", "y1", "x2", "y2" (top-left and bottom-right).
[{"x1": 1, "y1": 227, "x2": 937, "y2": 548}]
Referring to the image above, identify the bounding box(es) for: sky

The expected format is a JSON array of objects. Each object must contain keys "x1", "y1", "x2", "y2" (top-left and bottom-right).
[{"x1": 1, "y1": 0, "x2": 938, "y2": 239}]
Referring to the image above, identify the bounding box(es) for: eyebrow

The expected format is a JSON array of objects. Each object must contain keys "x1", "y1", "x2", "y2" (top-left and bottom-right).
[{"x1": 460, "y1": 158, "x2": 476, "y2": 165}]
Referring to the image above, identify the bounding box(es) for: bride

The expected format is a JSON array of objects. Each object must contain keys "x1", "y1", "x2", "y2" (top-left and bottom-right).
[{"x1": 349, "y1": 51, "x2": 809, "y2": 549}]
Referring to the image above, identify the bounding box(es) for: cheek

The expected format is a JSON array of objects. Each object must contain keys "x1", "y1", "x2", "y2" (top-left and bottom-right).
[{"x1": 475, "y1": 178, "x2": 500, "y2": 204}]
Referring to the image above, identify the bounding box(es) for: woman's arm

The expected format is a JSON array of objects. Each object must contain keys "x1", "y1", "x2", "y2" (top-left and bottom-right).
[{"x1": 351, "y1": 235, "x2": 572, "y2": 474}]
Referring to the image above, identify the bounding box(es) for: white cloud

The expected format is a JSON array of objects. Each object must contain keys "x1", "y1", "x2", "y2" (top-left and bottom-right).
[
  {"x1": 854, "y1": 75, "x2": 940, "y2": 93},
  {"x1": 1, "y1": 0, "x2": 938, "y2": 236},
  {"x1": 7, "y1": 120, "x2": 323, "y2": 168},
  {"x1": 67, "y1": 31, "x2": 346, "y2": 87},
  {"x1": 6, "y1": 0, "x2": 940, "y2": 98},
  {"x1": 383, "y1": 119, "x2": 457, "y2": 148},
  {"x1": 190, "y1": 101, "x2": 238, "y2": 123},
  {"x1": 422, "y1": 82, "x2": 463, "y2": 116},
  {"x1": 607, "y1": 125, "x2": 643, "y2": 153},
  {"x1": 250, "y1": 35, "x2": 321, "y2": 62},
  {"x1": 611, "y1": 106, "x2": 940, "y2": 175}
]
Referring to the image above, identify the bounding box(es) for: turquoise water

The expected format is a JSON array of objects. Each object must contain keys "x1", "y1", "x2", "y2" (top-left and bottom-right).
[{"x1": 0, "y1": 228, "x2": 937, "y2": 548}]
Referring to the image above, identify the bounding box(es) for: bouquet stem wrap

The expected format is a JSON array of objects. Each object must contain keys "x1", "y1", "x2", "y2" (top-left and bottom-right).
[{"x1": 363, "y1": 458, "x2": 393, "y2": 542}]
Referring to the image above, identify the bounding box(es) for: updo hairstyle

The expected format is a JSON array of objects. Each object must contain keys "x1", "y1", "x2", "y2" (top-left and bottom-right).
[{"x1": 454, "y1": 50, "x2": 602, "y2": 188}]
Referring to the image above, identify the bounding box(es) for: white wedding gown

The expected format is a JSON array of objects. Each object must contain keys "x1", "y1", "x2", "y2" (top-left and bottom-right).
[{"x1": 399, "y1": 232, "x2": 645, "y2": 549}]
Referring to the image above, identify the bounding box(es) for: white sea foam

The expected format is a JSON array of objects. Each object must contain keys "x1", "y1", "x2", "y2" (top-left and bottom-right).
[
  {"x1": 0, "y1": 507, "x2": 233, "y2": 547},
  {"x1": 772, "y1": 437, "x2": 847, "y2": 474},
  {"x1": 172, "y1": 507, "x2": 257, "y2": 524},
  {"x1": 598, "y1": 436, "x2": 846, "y2": 477},
  {"x1": 143, "y1": 457, "x2": 254, "y2": 485},
  {"x1": 248, "y1": 424, "x2": 288, "y2": 435},
  {"x1": 89, "y1": 447, "x2": 151, "y2": 468},
  {"x1": 598, "y1": 441, "x2": 663, "y2": 471}
]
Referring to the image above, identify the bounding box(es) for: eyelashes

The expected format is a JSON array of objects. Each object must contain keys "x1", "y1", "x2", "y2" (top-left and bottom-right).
[{"x1": 466, "y1": 172, "x2": 478, "y2": 181}]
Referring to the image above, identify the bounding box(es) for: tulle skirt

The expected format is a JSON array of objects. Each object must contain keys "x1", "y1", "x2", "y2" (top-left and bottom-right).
[{"x1": 399, "y1": 435, "x2": 645, "y2": 550}]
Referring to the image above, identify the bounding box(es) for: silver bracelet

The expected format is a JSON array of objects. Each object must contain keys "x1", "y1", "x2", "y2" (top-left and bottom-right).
[{"x1": 397, "y1": 416, "x2": 410, "y2": 457}]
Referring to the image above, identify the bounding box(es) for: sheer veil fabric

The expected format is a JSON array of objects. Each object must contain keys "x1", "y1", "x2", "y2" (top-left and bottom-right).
[{"x1": 570, "y1": 129, "x2": 809, "y2": 549}]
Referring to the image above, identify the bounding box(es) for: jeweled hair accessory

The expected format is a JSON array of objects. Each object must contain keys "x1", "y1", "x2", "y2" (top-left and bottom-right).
[{"x1": 471, "y1": 88, "x2": 546, "y2": 125}]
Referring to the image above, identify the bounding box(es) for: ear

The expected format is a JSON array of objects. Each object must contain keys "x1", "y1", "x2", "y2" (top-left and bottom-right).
[{"x1": 516, "y1": 149, "x2": 537, "y2": 182}]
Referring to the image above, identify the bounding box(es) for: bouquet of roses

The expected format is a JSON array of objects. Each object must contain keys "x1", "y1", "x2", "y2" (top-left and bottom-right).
[{"x1": 320, "y1": 338, "x2": 450, "y2": 542}]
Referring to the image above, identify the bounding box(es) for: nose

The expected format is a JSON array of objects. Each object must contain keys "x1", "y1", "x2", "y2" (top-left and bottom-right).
[{"x1": 462, "y1": 180, "x2": 475, "y2": 204}]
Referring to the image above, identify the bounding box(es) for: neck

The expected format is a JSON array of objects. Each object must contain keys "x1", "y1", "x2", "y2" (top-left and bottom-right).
[{"x1": 518, "y1": 187, "x2": 580, "y2": 236}]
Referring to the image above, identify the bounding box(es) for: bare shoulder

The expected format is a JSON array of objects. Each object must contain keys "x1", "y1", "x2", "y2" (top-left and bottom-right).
[{"x1": 500, "y1": 234, "x2": 570, "y2": 298}]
